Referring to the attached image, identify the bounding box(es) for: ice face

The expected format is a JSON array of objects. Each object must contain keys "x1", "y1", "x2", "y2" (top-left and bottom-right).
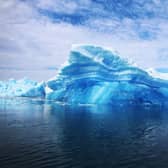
[{"x1": 1, "y1": 45, "x2": 168, "y2": 105}]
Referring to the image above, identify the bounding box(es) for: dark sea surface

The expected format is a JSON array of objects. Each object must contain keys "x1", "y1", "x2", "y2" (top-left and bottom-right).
[{"x1": 0, "y1": 98, "x2": 168, "y2": 168}]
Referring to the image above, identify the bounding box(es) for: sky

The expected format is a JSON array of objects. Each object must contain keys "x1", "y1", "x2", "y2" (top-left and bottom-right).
[{"x1": 0, "y1": 0, "x2": 168, "y2": 80}]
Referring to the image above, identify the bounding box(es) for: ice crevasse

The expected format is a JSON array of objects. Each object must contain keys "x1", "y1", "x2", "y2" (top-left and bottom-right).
[{"x1": 1, "y1": 45, "x2": 168, "y2": 105}]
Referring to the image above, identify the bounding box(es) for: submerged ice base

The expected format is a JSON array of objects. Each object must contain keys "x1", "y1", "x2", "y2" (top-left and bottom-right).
[{"x1": 1, "y1": 45, "x2": 168, "y2": 105}]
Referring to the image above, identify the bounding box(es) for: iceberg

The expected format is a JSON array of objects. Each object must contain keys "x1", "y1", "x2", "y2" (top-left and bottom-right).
[
  {"x1": 1, "y1": 45, "x2": 168, "y2": 105},
  {"x1": 46, "y1": 45, "x2": 168, "y2": 104}
]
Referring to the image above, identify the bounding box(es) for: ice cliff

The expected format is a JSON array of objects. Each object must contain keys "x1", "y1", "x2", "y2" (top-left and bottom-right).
[{"x1": 1, "y1": 45, "x2": 168, "y2": 105}]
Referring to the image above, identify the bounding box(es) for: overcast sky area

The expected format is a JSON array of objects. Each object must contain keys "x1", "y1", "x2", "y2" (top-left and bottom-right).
[{"x1": 0, "y1": 0, "x2": 168, "y2": 80}]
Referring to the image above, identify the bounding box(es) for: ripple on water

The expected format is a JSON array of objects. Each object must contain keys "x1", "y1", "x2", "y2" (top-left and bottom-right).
[{"x1": 0, "y1": 98, "x2": 168, "y2": 168}]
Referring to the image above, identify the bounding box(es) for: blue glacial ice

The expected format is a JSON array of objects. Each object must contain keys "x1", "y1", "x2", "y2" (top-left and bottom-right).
[
  {"x1": 0, "y1": 78, "x2": 45, "y2": 98},
  {"x1": 1, "y1": 45, "x2": 168, "y2": 105}
]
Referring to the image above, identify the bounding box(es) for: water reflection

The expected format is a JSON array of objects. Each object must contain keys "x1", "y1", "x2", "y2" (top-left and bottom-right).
[{"x1": 0, "y1": 98, "x2": 168, "y2": 168}]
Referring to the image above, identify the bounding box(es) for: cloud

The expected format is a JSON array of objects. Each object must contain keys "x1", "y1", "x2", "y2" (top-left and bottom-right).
[
  {"x1": 0, "y1": 0, "x2": 168, "y2": 80},
  {"x1": 157, "y1": 48, "x2": 168, "y2": 62},
  {"x1": 36, "y1": 0, "x2": 79, "y2": 14}
]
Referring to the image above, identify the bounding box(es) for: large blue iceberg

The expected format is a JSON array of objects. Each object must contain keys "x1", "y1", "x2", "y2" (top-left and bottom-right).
[{"x1": 1, "y1": 45, "x2": 168, "y2": 105}]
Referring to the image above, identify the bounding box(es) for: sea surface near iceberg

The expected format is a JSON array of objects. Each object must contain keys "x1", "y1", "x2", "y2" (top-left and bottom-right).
[{"x1": 1, "y1": 98, "x2": 168, "y2": 168}]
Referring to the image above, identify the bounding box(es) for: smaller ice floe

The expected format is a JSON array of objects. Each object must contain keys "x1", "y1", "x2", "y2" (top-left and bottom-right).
[{"x1": 0, "y1": 78, "x2": 45, "y2": 97}]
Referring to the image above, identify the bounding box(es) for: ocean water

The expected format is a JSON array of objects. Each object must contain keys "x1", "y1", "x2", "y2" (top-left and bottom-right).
[{"x1": 0, "y1": 98, "x2": 168, "y2": 168}]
